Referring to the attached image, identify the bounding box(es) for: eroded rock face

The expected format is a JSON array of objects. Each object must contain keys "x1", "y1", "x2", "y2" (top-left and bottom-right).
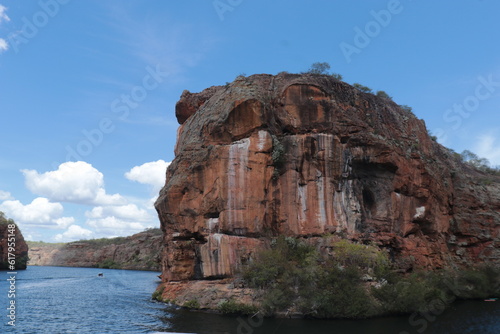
[{"x1": 156, "y1": 73, "x2": 500, "y2": 287}]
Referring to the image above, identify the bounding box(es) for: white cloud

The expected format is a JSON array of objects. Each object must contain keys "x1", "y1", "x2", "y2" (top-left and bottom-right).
[
  {"x1": 0, "y1": 4, "x2": 10, "y2": 24},
  {"x1": 0, "y1": 38, "x2": 8, "y2": 53},
  {"x1": 0, "y1": 197, "x2": 73, "y2": 229},
  {"x1": 125, "y1": 159, "x2": 170, "y2": 192},
  {"x1": 22, "y1": 161, "x2": 126, "y2": 206},
  {"x1": 84, "y1": 201, "x2": 157, "y2": 237},
  {"x1": 53, "y1": 216, "x2": 75, "y2": 229},
  {"x1": 0, "y1": 190, "x2": 11, "y2": 200},
  {"x1": 475, "y1": 133, "x2": 500, "y2": 166},
  {"x1": 86, "y1": 216, "x2": 151, "y2": 236},
  {"x1": 0, "y1": 197, "x2": 62, "y2": 224},
  {"x1": 54, "y1": 225, "x2": 94, "y2": 242},
  {"x1": 85, "y1": 203, "x2": 152, "y2": 222}
]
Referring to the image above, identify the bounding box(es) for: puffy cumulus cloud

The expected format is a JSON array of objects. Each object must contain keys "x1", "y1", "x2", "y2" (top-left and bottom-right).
[
  {"x1": 125, "y1": 160, "x2": 170, "y2": 191},
  {"x1": 22, "y1": 161, "x2": 126, "y2": 206},
  {"x1": 0, "y1": 4, "x2": 9, "y2": 24},
  {"x1": 475, "y1": 133, "x2": 500, "y2": 166},
  {"x1": 85, "y1": 203, "x2": 152, "y2": 222},
  {"x1": 54, "y1": 225, "x2": 94, "y2": 242},
  {"x1": 0, "y1": 38, "x2": 8, "y2": 53},
  {"x1": 0, "y1": 197, "x2": 73, "y2": 229},
  {"x1": 86, "y1": 216, "x2": 152, "y2": 236},
  {"x1": 0, "y1": 190, "x2": 12, "y2": 200},
  {"x1": 53, "y1": 216, "x2": 75, "y2": 229}
]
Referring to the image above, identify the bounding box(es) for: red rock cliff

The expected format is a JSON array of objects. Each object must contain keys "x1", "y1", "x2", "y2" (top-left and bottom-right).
[
  {"x1": 0, "y1": 215, "x2": 28, "y2": 270},
  {"x1": 155, "y1": 73, "x2": 499, "y2": 293}
]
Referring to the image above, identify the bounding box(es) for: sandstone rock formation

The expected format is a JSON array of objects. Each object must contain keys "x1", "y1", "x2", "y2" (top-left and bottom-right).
[
  {"x1": 155, "y1": 73, "x2": 499, "y2": 305},
  {"x1": 0, "y1": 214, "x2": 28, "y2": 270},
  {"x1": 28, "y1": 229, "x2": 163, "y2": 271}
]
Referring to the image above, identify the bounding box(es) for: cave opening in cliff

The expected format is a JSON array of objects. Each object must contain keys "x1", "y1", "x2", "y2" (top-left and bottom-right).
[
  {"x1": 362, "y1": 187, "x2": 376, "y2": 217},
  {"x1": 204, "y1": 212, "x2": 220, "y2": 219}
]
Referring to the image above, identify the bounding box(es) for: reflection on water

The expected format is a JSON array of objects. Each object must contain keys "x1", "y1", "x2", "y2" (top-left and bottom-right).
[
  {"x1": 1, "y1": 266, "x2": 498, "y2": 334},
  {"x1": 161, "y1": 299, "x2": 499, "y2": 334}
]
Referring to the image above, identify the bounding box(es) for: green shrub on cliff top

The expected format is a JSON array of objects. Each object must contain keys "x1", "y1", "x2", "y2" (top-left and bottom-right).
[
  {"x1": 306, "y1": 62, "x2": 331, "y2": 75},
  {"x1": 353, "y1": 83, "x2": 373, "y2": 94}
]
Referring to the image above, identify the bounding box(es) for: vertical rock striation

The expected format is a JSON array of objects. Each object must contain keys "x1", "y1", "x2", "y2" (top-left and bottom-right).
[{"x1": 155, "y1": 73, "x2": 499, "y2": 305}]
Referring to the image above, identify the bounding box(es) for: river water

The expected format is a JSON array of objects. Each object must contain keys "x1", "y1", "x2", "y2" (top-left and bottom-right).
[{"x1": 1, "y1": 266, "x2": 498, "y2": 333}]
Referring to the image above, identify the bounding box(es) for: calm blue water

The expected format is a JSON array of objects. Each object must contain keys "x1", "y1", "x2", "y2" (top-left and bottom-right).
[{"x1": 1, "y1": 266, "x2": 499, "y2": 334}]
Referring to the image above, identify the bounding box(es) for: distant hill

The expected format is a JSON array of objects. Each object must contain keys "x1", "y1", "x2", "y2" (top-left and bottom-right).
[{"x1": 28, "y1": 228, "x2": 163, "y2": 271}]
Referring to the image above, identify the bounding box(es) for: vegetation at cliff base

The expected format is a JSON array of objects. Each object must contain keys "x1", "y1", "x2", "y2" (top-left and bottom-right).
[
  {"x1": 218, "y1": 300, "x2": 259, "y2": 315},
  {"x1": 242, "y1": 237, "x2": 385, "y2": 318},
  {"x1": 152, "y1": 286, "x2": 165, "y2": 302},
  {"x1": 183, "y1": 299, "x2": 201, "y2": 309},
  {"x1": 242, "y1": 236, "x2": 500, "y2": 319},
  {"x1": 97, "y1": 259, "x2": 120, "y2": 269}
]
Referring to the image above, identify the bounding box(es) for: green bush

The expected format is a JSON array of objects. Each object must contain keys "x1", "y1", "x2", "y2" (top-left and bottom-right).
[
  {"x1": 332, "y1": 240, "x2": 388, "y2": 269},
  {"x1": 218, "y1": 300, "x2": 258, "y2": 315},
  {"x1": 307, "y1": 62, "x2": 331, "y2": 75},
  {"x1": 372, "y1": 272, "x2": 445, "y2": 314},
  {"x1": 242, "y1": 236, "x2": 499, "y2": 318},
  {"x1": 303, "y1": 264, "x2": 375, "y2": 318},
  {"x1": 400, "y1": 104, "x2": 415, "y2": 116},
  {"x1": 97, "y1": 259, "x2": 120, "y2": 269},
  {"x1": 372, "y1": 266, "x2": 500, "y2": 316},
  {"x1": 376, "y1": 91, "x2": 392, "y2": 99},
  {"x1": 330, "y1": 73, "x2": 343, "y2": 80},
  {"x1": 271, "y1": 135, "x2": 286, "y2": 178},
  {"x1": 445, "y1": 266, "x2": 500, "y2": 299},
  {"x1": 243, "y1": 236, "x2": 316, "y2": 288},
  {"x1": 152, "y1": 286, "x2": 165, "y2": 302},
  {"x1": 353, "y1": 83, "x2": 373, "y2": 93},
  {"x1": 243, "y1": 237, "x2": 385, "y2": 318},
  {"x1": 183, "y1": 299, "x2": 200, "y2": 309}
]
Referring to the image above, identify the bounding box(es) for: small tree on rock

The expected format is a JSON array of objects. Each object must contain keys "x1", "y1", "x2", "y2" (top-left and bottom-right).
[
  {"x1": 353, "y1": 83, "x2": 373, "y2": 94},
  {"x1": 308, "y1": 62, "x2": 331, "y2": 75}
]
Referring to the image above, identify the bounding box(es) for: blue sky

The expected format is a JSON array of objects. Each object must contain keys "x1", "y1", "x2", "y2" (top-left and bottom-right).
[{"x1": 0, "y1": 0, "x2": 499, "y2": 242}]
